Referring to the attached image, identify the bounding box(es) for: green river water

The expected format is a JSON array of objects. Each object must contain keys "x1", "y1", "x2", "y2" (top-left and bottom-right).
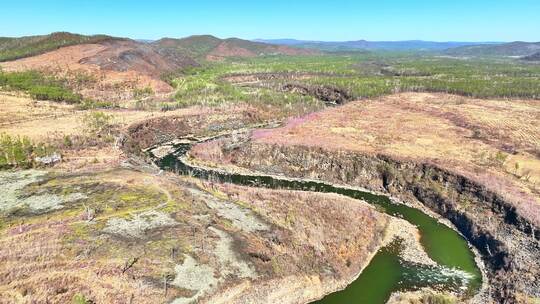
[{"x1": 156, "y1": 144, "x2": 482, "y2": 304}]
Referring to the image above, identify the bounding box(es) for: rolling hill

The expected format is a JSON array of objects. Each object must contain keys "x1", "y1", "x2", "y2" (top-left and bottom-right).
[
  {"x1": 0, "y1": 32, "x2": 317, "y2": 100},
  {"x1": 153, "y1": 35, "x2": 223, "y2": 59},
  {"x1": 255, "y1": 39, "x2": 498, "y2": 52},
  {"x1": 444, "y1": 41, "x2": 540, "y2": 57},
  {"x1": 0, "y1": 33, "x2": 200, "y2": 100},
  {"x1": 153, "y1": 35, "x2": 317, "y2": 61},
  {"x1": 77, "y1": 39, "x2": 198, "y2": 76},
  {"x1": 0, "y1": 32, "x2": 117, "y2": 62}
]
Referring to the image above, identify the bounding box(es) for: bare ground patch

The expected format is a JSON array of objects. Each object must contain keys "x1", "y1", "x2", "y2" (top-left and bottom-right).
[{"x1": 0, "y1": 167, "x2": 389, "y2": 304}]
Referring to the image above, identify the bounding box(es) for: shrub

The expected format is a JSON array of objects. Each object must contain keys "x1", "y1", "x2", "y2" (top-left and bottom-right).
[
  {"x1": 82, "y1": 112, "x2": 116, "y2": 141},
  {"x1": 0, "y1": 133, "x2": 55, "y2": 168},
  {"x1": 419, "y1": 293, "x2": 456, "y2": 304},
  {"x1": 63, "y1": 135, "x2": 73, "y2": 148},
  {"x1": 72, "y1": 293, "x2": 92, "y2": 304},
  {"x1": 133, "y1": 86, "x2": 154, "y2": 99},
  {"x1": 78, "y1": 99, "x2": 118, "y2": 110},
  {"x1": 29, "y1": 85, "x2": 82, "y2": 103}
]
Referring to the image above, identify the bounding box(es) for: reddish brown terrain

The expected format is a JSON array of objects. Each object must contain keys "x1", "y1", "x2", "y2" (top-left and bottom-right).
[
  {"x1": 2, "y1": 29, "x2": 539, "y2": 304},
  {"x1": 0, "y1": 39, "x2": 198, "y2": 101},
  {"x1": 187, "y1": 92, "x2": 540, "y2": 302},
  {"x1": 0, "y1": 167, "x2": 389, "y2": 304},
  {"x1": 192, "y1": 93, "x2": 540, "y2": 226},
  {"x1": 206, "y1": 40, "x2": 317, "y2": 61},
  {"x1": 0, "y1": 35, "x2": 316, "y2": 101}
]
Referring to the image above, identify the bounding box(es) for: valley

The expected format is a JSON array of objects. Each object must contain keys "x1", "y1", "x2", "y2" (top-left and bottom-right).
[{"x1": 0, "y1": 29, "x2": 539, "y2": 304}]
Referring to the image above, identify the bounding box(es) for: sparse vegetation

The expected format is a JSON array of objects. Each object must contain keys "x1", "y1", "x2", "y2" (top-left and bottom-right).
[
  {"x1": 133, "y1": 86, "x2": 154, "y2": 99},
  {"x1": 0, "y1": 32, "x2": 113, "y2": 62},
  {"x1": 159, "y1": 61, "x2": 324, "y2": 117},
  {"x1": 72, "y1": 293, "x2": 92, "y2": 304},
  {"x1": 1, "y1": 28, "x2": 540, "y2": 304},
  {"x1": 0, "y1": 133, "x2": 56, "y2": 168},
  {"x1": 0, "y1": 70, "x2": 82, "y2": 103},
  {"x1": 283, "y1": 55, "x2": 540, "y2": 99},
  {"x1": 81, "y1": 111, "x2": 116, "y2": 141},
  {"x1": 408, "y1": 292, "x2": 456, "y2": 304},
  {"x1": 163, "y1": 54, "x2": 540, "y2": 114}
]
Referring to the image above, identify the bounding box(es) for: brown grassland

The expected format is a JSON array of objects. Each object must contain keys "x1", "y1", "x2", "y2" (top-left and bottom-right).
[
  {"x1": 0, "y1": 43, "x2": 175, "y2": 100},
  {"x1": 1, "y1": 39, "x2": 540, "y2": 303},
  {"x1": 192, "y1": 92, "x2": 540, "y2": 226},
  {"x1": 0, "y1": 168, "x2": 387, "y2": 303},
  {"x1": 0, "y1": 89, "x2": 391, "y2": 303}
]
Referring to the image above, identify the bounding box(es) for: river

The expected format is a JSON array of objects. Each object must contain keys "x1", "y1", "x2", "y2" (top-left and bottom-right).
[{"x1": 153, "y1": 143, "x2": 482, "y2": 304}]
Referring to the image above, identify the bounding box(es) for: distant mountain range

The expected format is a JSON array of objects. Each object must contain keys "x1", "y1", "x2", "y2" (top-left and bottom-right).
[
  {"x1": 443, "y1": 41, "x2": 540, "y2": 57},
  {"x1": 0, "y1": 32, "x2": 317, "y2": 64},
  {"x1": 254, "y1": 39, "x2": 501, "y2": 52},
  {"x1": 2, "y1": 32, "x2": 539, "y2": 69},
  {"x1": 255, "y1": 39, "x2": 540, "y2": 58}
]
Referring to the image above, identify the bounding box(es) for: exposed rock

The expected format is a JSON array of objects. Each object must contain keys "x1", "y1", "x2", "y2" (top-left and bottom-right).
[
  {"x1": 384, "y1": 217, "x2": 436, "y2": 266},
  {"x1": 171, "y1": 255, "x2": 218, "y2": 304},
  {"x1": 189, "y1": 188, "x2": 269, "y2": 233},
  {"x1": 208, "y1": 227, "x2": 257, "y2": 279},
  {"x1": 281, "y1": 83, "x2": 351, "y2": 105},
  {"x1": 0, "y1": 170, "x2": 86, "y2": 213},
  {"x1": 102, "y1": 210, "x2": 178, "y2": 239},
  {"x1": 34, "y1": 152, "x2": 62, "y2": 166},
  {"x1": 171, "y1": 226, "x2": 257, "y2": 304},
  {"x1": 215, "y1": 142, "x2": 540, "y2": 303},
  {"x1": 150, "y1": 144, "x2": 175, "y2": 159}
]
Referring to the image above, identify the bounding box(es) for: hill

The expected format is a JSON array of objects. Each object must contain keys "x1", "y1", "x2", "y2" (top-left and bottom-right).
[
  {"x1": 444, "y1": 41, "x2": 540, "y2": 57},
  {"x1": 0, "y1": 33, "x2": 316, "y2": 101},
  {"x1": 0, "y1": 32, "x2": 117, "y2": 62},
  {"x1": 0, "y1": 37, "x2": 199, "y2": 101},
  {"x1": 255, "y1": 39, "x2": 497, "y2": 52},
  {"x1": 153, "y1": 35, "x2": 223, "y2": 59},
  {"x1": 153, "y1": 35, "x2": 317, "y2": 61},
  {"x1": 522, "y1": 51, "x2": 540, "y2": 61},
  {"x1": 77, "y1": 39, "x2": 198, "y2": 76}
]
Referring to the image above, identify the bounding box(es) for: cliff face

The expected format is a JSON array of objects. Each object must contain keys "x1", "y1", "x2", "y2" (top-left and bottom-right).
[{"x1": 211, "y1": 141, "x2": 540, "y2": 303}]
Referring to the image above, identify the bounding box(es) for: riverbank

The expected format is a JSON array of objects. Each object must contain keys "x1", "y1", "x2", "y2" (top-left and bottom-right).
[
  {"x1": 181, "y1": 92, "x2": 539, "y2": 303},
  {"x1": 185, "y1": 138, "x2": 539, "y2": 303},
  {"x1": 0, "y1": 165, "x2": 396, "y2": 304},
  {"x1": 147, "y1": 141, "x2": 484, "y2": 303}
]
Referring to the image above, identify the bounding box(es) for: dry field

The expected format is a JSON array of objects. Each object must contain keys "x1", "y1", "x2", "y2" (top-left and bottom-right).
[
  {"x1": 193, "y1": 92, "x2": 540, "y2": 225},
  {"x1": 0, "y1": 92, "x2": 187, "y2": 170},
  {"x1": 0, "y1": 167, "x2": 387, "y2": 304},
  {"x1": 0, "y1": 93, "x2": 165, "y2": 140},
  {"x1": 1, "y1": 87, "x2": 299, "y2": 177},
  {"x1": 0, "y1": 169, "x2": 185, "y2": 304},
  {"x1": 0, "y1": 42, "x2": 177, "y2": 100},
  {"x1": 275, "y1": 93, "x2": 540, "y2": 223}
]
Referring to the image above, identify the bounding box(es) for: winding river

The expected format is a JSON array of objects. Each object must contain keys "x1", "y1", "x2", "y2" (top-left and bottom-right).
[{"x1": 153, "y1": 143, "x2": 482, "y2": 304}]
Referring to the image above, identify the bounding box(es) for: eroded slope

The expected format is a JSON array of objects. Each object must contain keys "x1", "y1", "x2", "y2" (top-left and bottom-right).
[
  {"x1": 193, "y1": 93, "x2": 540, "y2": 225},
  {"x1": 188, "y1": 92, "x2": 540, "y2": 303},
  {"x1": 0, "y1": 168, "x2": 387, "y2": 304},
  {"x1": 0, "y1": 39, "x2": 198, "y2": 101}
]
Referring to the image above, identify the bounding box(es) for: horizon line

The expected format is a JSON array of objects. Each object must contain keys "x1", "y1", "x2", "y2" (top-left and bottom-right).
[{"x1": 1, "y1": 31, "x2": 537, "y2": 44}]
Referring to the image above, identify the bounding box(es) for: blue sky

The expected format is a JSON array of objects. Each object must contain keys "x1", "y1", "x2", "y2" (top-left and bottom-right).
[{"x1": 1, "y1": 0, "x2": 539, "y2": 42}]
